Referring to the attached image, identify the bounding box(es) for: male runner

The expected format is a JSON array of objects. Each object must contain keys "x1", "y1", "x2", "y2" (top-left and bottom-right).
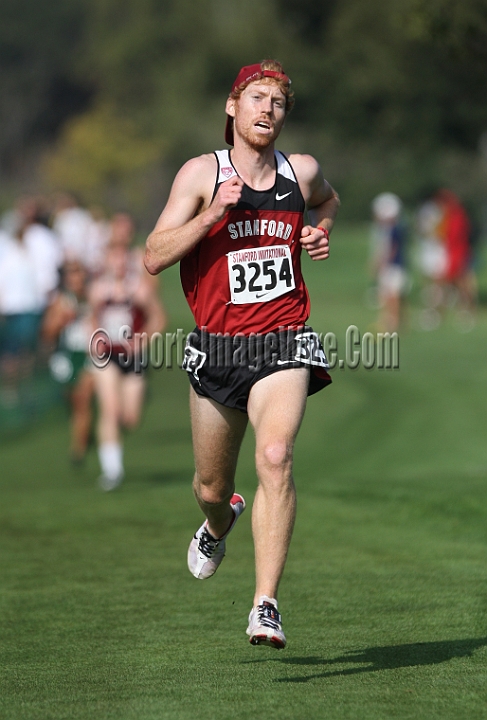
[
  {"x1": 145, "y1": 60, "x2": 340, "y2": 648},
  {"x1": 90, "y1": 240, "x2": 166, "y2": 491}
]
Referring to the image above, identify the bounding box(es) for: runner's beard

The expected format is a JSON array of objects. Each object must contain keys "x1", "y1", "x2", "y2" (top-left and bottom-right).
[{"x1": 235, "y1": 119, "x2": 280, "y2": 149}]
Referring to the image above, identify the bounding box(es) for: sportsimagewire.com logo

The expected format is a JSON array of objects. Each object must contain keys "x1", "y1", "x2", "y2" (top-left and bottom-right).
[{"x1": 88, "y1": 325, "x2": 399, "y2": 374}]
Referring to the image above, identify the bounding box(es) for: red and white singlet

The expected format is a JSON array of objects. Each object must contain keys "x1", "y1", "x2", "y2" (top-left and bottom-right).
[
  {"x1": 96, "y1": 271, "x2": 146, "y2": 355},
  {"x1": 180, "y1": 149, "x2": 310, "y2": 336}
]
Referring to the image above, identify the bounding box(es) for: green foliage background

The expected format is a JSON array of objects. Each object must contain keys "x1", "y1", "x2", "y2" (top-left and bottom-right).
[{"x1": 1, "y1": 0, "x2": 487, "y2": 221}]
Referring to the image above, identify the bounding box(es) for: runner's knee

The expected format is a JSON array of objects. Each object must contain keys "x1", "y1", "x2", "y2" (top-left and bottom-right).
[
  {"x1": 193, "y1": 472, "x2": 234, "y2": 505},
  {"x1": 256, "y1": 440, "x2": 293, "y2": 476},
  {"x1": 122, "y1": 409, "x2": 140, "y2": 429}
]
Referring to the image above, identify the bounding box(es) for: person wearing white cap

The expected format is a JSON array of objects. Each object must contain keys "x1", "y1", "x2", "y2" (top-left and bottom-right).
[
  {"x1": 370, "y1": 192, "x2": 408, "y2": 331},
  {"x1": 145, "y1": 60, "x2": 340, "y2": 648}
]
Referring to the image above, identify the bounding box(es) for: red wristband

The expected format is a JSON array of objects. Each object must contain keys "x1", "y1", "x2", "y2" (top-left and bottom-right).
[{"x1": 317, "y1": 226, "x2": 329, "y2": 239}]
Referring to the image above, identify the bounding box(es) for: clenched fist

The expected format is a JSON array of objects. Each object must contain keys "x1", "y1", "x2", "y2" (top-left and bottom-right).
[
  {"x1": 209, "y1": 177, "x2": 245, "y2": 223},
  {"x1": 299, "y1": 225, "x2": 330, "y2": 261}
]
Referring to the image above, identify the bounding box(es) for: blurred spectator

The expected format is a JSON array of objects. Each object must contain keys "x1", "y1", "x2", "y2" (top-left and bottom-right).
[
  {"x1": 370, "y1": 192, "x2": 409, "y2": 332},
  {"x1": 436, "y1": 190, "x2": 471, "y2": 284},
  {"x1": 52, "y1": 193, "x2": 115, "y2": 276},
  {"x1": 52, "y1": 192, "x2": 94, "y2": 263},
  {"x1": 43, "y1": 260, "x2": 95, "y2": 463},
  {"x1": 18, "y1": 196, "x2": 63, "y2": 309},
  {"x1": 89, "y1": 236, "x2": 166, "y2": 491},
  {"x1": 0, "y1": 197, "x2": 62, "y2": 405},
  {"x1": 415, "y1": 198, "x2": 447, "y2": 282},
  {"x1": 415, "y1": 190, "x2": 476, "y2": 330},
  {"x1": 86, "y1": 206, "x2": 111, "y2": 275},
  {"x1": 0, "y1": 226, "x2": 12, "y2": 262},
  {"x1": 415, "y1": 195, "x2": 447, "y2": 330},
  {"x1": 436, "y1": 189, "x2": 477, "y2": 326}
]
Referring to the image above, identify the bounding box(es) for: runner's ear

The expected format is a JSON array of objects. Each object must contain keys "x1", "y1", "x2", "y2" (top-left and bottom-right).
[{"x1": 225, "y1": 97, "x2": 236, "y2": 118}]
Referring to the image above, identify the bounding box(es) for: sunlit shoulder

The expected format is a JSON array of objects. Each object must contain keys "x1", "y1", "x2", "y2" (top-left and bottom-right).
[
  {"x1": 284, "y1": 153, "x2": 323, "y2": 204},
  {"x1": 174, "y1": 153, "x2": 217, "y2": 189},
  {"x1": 286, "y1": 153, "x2": 321, "y2": 183}
]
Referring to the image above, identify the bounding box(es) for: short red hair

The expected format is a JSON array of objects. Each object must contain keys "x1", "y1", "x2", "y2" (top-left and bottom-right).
[{"x1": 225, "y1": 60, "x2": 294, "y2": 145}]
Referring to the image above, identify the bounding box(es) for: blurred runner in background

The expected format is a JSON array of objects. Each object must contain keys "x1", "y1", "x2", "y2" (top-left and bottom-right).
[
  {"x1": 43, "y1": 259, "x2": 95, "y2": 463},
  {"x1": 89, "y1": 228, "x2": 166, "y2": 491},
  {"x1": 107, "y1": 211, "x2": 159, "y2": 290}
]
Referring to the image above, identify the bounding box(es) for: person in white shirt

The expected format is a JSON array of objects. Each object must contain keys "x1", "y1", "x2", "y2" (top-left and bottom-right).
[
  {"x1": 0, "y1": 197, "x2": 62, "y2": 402},
  {"x1": 52, "y1": 192, "x2": 94, "y2": 263}
]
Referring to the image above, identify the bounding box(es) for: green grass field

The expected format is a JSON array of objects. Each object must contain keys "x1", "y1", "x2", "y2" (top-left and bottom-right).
[{"x1": 2, "y1": 224, "x2": 487, "y2": 719}]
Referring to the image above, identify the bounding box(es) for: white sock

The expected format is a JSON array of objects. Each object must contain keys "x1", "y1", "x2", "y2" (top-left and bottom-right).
[
  {"x1": 98, "y1": 442, "x2": 124, "y2": 479},
  {"x1": 258, "y1": 595, "x2": 278, "y2": 608}
]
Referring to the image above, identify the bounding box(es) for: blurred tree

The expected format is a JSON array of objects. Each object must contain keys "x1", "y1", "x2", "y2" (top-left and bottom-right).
[
  {"x1": 290, "y1": 0, "x2": 487, "y2": 214},
  {"x1": 42, "y1": 103, "x2": 159, "y2": 212},
  {"x1": 1, "y1": 0, "x2": 486, "y2": 219},
  {"x1": 42, "y1": 0, "x2": 298, "y2": 217},
  {"x1": 405, "y1": 0, "x2": 487, "y2": 58},
  {"x1": 311, "y1": 0, "x2": 487, "y2": 152},
  {"x1": 0, "y1": 0, "x2": 93, "y2": 178}
]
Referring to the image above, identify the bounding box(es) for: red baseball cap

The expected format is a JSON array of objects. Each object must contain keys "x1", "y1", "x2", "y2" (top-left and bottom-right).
[{"x1": 225, "y1": 63, "x2": 291, "y2": 146}]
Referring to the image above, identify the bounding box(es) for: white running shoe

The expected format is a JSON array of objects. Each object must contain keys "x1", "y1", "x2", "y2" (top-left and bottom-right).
[
  {"x1": 187, "y1": 493, "x2": 245, "y2": 579},
  {"x1": 98, "y1": 472, "x2": 124, "y2": 492},
  {"x1": 247, "y1": 596, "x2": 286, "y2": 649}
]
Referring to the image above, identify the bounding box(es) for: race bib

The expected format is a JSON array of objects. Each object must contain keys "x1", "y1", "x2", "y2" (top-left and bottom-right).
[
  {"x1": 294, "y1": 332, "x2": 329, "y2": 368},
  {"x1": 227, "y1": 245, "x2": 295, "y2": 305},
  {"x1": 63, "y1": 318, "x2": 91, "y2": 352}
]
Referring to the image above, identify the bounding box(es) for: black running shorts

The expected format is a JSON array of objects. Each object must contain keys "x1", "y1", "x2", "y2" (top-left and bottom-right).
[
  {"x1": 109, "y1": 349, "x2": 146, "y2": 375},
  {"x1": 182, "y1": 326, "x2": 332, "y2": 413}
]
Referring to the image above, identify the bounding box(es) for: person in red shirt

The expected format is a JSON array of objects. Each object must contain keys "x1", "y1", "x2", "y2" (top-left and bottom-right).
[
  {"x1": 435, "y1": 189, "x2": 476, "y2": 322},
  {"x1": 145, "y1": 60, "x2": 340, "y2": 648},
  {"x1": 436, "y1": 190, "x2": 470, "y2": 282}
]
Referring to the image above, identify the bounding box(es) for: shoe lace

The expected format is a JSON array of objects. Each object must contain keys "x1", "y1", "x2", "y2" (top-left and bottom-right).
[
  {"x1": 198, "y1": 527, "x2": 221, "y2": 558},
  {"x1": 256, "y1": 601, "x2": 282, "y2": 631}
]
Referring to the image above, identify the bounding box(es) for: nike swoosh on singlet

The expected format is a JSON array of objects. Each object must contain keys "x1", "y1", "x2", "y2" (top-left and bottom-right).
[{"x1": 276, "y1": 191, "x2": 292, "y2": 201}]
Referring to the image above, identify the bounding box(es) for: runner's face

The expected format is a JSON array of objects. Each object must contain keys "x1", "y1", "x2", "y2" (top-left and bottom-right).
[
  {"x1": 107, "y1": 246, "x2": 128, "y2": 279},
  {"x1": 228, "y1": 81, "x2": 287, "y2": 148},
  {"x1": 64, "y1": 264, "x2": 86, "y2": 295}
]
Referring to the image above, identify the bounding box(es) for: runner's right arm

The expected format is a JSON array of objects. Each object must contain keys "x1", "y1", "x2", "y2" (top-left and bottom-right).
[
  {"x1": 42, "y1": 294, "x2": 76, "y2": 343},
  {"x1": 144, "y1": 155, "x2": 243, "y2": 275}
]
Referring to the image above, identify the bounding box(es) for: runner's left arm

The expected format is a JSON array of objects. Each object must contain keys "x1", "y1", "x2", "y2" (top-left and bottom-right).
[{"x1": 291, "y1": 153, "x2": 340, "y2": 261}]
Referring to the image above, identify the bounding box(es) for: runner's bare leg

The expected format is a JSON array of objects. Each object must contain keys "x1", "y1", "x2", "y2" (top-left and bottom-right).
[
  {"x1": 190, "y1": 388, "x2": 248, "y2": 539},
  {"x1": 70, "y1": 370, "x2": 95, "y2": 458},
  {"x1": 93, "y1": 363, "x2": 122, "y2": 444},
  {"x1": 120, "y1": 372, "x2": 145, "y2": 429},
  {"x1": 247, "y1": 368, "x2": 309, "y2": 606}
]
